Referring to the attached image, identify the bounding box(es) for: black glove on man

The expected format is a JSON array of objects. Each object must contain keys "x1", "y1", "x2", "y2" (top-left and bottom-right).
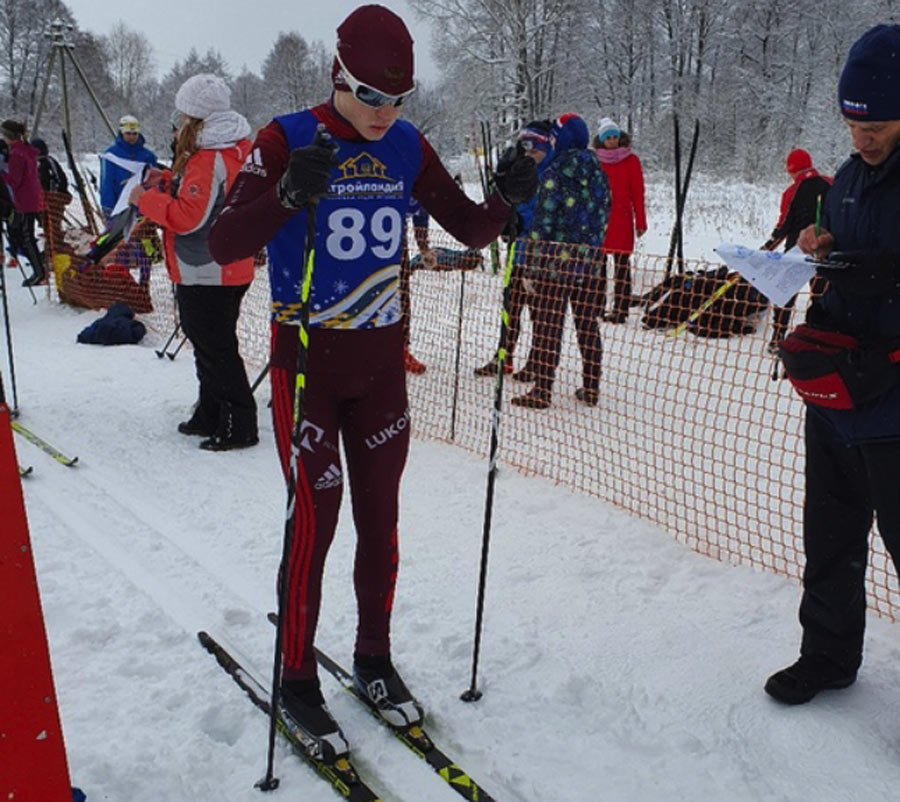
[
  {"x1": 278, "y1": 128, "x2": 339, "y2": 209},
  {"x1": 816, "y1": 251, "x2": 900, "y2": 297},
  {"x1": 492, "y1": 145, "x2": 539, "y2": 206}
]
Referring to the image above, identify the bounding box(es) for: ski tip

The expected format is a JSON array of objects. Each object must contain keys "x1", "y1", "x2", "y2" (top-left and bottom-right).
[{"x1": 65, "y1": 456, "x2": 79, "y2": 467}]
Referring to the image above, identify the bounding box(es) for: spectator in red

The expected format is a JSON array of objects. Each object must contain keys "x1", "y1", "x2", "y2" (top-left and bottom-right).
[
  {"x1": 594, "y1": 117, "x2": 646, "y2": 323},
  {"x1": 0, "y1": 120, "x2": 45, "y2": 285},
  {"x1": 763, "y1": 148, "x2": 832, "y2": 351}
]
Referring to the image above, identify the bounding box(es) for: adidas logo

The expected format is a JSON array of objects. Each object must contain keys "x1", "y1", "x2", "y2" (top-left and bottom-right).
[
  {"x1": 241, "y1": 147, "x2": 267, "y2": 177},
  {"x1": 314, "y1": 463, "x2": 342, "y2": 490}
]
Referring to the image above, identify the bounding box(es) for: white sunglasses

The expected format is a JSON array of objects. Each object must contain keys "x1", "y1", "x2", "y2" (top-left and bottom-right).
[{"x1": 335, "y1": 52, "x2": 416, "y2": 109}]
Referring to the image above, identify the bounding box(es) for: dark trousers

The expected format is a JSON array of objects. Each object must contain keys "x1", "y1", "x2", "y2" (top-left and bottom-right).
[
  {"x1": 8, "y1": 211, "x2": 44, "y2": 276},
  {"x1": 176, "y1": 283, "x2": 256, "y2": 436},
  {"x1": 599, "y1": 251, "x2": 632, "y2": 314},
  {"x1": 270, "y1": 322, "x2": 409, "y2": 681},
  {"x1": 799, "y1": 411, "x2": 900, "y2": 672},
  {"x1": 531, "y1": 272, "x2": 603, "y2": 394}
]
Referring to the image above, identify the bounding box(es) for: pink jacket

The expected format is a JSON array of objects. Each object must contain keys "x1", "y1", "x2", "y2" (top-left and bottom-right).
[{"x1": 2, "y1": 140, "x2": 42, "y2": 213}]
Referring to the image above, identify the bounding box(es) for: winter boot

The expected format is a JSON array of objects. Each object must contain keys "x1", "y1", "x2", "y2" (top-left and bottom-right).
[
  {"x1": 279, "y1": 679, "x2": 349, "y2": 762},
  {"x1": 473, "y1": 358, "x2": 513, "y2": 377},
  {"x1": 512, "y1": 366, "x2": 536, "y2": 383},
  {"x1": 511, "y1": 388, "x2": 552, "y2": 409},
  {"x1": 575, "y1": 387, "x2": 599, "y2": 406},
  {"x1": 22, "y1": 266, "x2": 46, "y2": 287},
  {"x1": 199, "y1": 405, "x2": 259, "y2": 451},
  {"x1": 764, "y1": 654, "x2": 857, "y2": 705},
  {"x1": 177, "y1": 405, "x2": 216, "y2": 437},
  {"x1": 403, "y1": 345, "x2": 427, "y2": 375},
  {"x1": 353, "y1": 655, "x2": 424, "y2": 729}
]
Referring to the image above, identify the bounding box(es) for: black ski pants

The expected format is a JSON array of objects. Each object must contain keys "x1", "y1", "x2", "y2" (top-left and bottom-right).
[
  {"x1": 799, "y1": 411, "x2": 900, "y2": 673},
  {"x1": 176, "y1": 283, "x2": 256, "y2": 436},
  {"x1": 8, "y1": 212, "x2": 44, "y2": 276}
]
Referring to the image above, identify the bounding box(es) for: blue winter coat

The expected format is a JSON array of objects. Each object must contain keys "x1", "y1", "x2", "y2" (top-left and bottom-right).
[
  {"x1": 99, "y1": 133, "x2": 158, "y2": 215},
  {"x1": 808, "y1": 148, "x2": 900, "y2": 443},
  {"x1": 77, "y1": 302, "x2": 146, "y2": 345},
  {"x1": 526, "y1": 116, "x2": 610, "y2": 278}
]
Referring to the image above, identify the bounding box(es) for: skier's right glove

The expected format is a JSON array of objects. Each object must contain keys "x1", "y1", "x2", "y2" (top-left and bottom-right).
[
  {"x1": 492, "y1": 145, "x2": 538, "y2": 206},
  {"x1": 278, "y1": 129, "x2": 339, "y2": 209}
]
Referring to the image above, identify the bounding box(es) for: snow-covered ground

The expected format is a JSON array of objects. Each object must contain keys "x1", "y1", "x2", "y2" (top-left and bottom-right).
[{"x1": 7, "y1": 173, "x2": 900, "y2": 802}]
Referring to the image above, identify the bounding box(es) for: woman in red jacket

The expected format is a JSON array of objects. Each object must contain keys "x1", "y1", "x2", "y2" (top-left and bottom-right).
[
  {"x1": 130, "y1": 74, "x2": 258, "y2": 450},
  {"x1": 595, "y1": 117, "x2": 647, "y2": 323}
]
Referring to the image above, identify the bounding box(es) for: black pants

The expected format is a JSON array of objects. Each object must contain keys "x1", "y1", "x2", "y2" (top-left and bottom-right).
[
  {"x1": 799, "y1": 411, "x2": 900, "y2": 672},
  {"x1": 531, "y1": 272, "x2": 603, "y2": 394},
  {"x1": 599, "y1": 251, "x2": 632, "y2": 314},
  {"x1": 176, "y1": 283, "x2": 256, "y2": 437},
  {"x1": 8, "y1": 212, "x2": 44, "y2": 276}
]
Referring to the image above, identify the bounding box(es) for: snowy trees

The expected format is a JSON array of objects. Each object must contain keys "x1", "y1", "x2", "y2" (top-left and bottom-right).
[{"x1": 409, "y1": 0, "x2": 900, "y2": 175}]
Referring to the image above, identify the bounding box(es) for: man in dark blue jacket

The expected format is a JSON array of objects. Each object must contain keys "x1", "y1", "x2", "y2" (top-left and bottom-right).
[
  {"x1": 766, "y1": 23, "x2": 900, "y2": 705},
  {"x1": 99, "y1": 115, "x2": 158, "y2": 219}
]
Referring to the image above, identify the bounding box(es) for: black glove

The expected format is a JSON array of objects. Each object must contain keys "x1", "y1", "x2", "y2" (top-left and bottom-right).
[
  {"x1": 816, "y1": 250, "x2": 900, "y2": 297},
  {"x1": 278, "y1": 127, "x2": 339, "y2": 209},
  {"x1": 492, "y1": 145, "x2": 538, "y2": 206}
]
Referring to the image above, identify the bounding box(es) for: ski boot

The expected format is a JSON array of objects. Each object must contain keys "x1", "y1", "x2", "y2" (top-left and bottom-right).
[
  {"x1": 353, "y1": 656, "x2": 424, "y2": 729},
  {"x1": 279, "y1": 679, "x2": 350, "y2": 762}
]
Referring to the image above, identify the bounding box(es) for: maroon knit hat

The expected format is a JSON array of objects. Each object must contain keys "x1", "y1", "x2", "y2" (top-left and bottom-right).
[
  {"x1": 332, "y1": 5, "x2": 414, "y2": 95},
  {"x1": 785, "y1": 148, "x2": 812, "y2": 174}
]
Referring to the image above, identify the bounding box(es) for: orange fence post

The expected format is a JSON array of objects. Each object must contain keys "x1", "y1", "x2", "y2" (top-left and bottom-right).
[{"x1": 0, "y1": 401, "x2": 74, "y2": 801}]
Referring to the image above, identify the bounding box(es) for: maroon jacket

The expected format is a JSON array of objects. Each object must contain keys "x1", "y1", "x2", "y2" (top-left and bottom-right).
[
  {"x1": 209, "y1": 100, "x2": 510, "y2": 264},
  {"x1": 2, "y1": 140, "x2": 42, "y2": 213}
]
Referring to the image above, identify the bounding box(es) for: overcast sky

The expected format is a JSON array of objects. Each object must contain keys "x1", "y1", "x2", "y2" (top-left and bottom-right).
[{"x1": 63, "y1": 0, "x2": 437, "y2": 83}]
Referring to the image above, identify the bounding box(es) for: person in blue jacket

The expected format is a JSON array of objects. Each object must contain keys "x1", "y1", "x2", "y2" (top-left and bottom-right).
[
  {"x1": 99, "y1": 115, "x2": 158, "y2": 219},
  {"x1": 766, "y1": 23, "x2": 900, "y2": 705},
  {"x1": 473, "y1": 119, "x2": 554, "y2": 378}
]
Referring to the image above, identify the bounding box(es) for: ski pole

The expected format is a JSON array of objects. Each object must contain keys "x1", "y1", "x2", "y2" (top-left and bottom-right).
[
  {"x1": 462, "y1": 235, "x2": 518, "y2": 703},
  {"x1": 166, "y1": 334, "x2": 187, "y2": 360},
  {"x1": 259, "y1": 126, "x2": 332, "y2": 792},
  {"x1": 0, "y1": 259, "x2": 17, "y2": 414},
  {"x1": 250, "y1": 360, "x2": 270, "y2": 396},
  {"x1": 155, "y1": 322, "x2": 180, "y2": 358},
  {"x1": 450, "y1": 270, "x2": 467, "y2": 442},
  {"x1": 666, "y1": 273, "x2": 741, "y2": 338}
]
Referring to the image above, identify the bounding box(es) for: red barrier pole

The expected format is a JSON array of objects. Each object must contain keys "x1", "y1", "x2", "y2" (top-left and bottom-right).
[{"x1": 0, "y1": 400, "x2": 74, "y2": 801}]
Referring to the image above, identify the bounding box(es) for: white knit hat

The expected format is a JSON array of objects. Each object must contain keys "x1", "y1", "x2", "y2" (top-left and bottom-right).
[
  {"x1": 119, "y1": 114, "x2": 140, "y2": 131},
  {"x1": 175, "y1": 74, "x2": 231, "y2": 120},
  {"x1": 596, "y1": 117, "x2": 620, "y2": 142}
]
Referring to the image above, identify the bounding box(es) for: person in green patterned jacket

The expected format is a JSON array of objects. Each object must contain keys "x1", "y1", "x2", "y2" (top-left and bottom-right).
[{"x1": 512, "y1": 112, "x2": 610, "y2": 409}]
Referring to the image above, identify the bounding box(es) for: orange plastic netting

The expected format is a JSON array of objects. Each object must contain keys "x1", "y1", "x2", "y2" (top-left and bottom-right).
[{"x1": 32, "y1": 200, "x2": 900, "y2": 621}]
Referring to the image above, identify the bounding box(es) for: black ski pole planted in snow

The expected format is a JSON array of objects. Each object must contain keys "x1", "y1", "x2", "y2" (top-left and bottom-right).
[
  {"x1": 258, "y1": 125, "x2": 333, "y2": 792},
  {"x1": 462, "y1": 222, "x2": 519, "y2": 703}
]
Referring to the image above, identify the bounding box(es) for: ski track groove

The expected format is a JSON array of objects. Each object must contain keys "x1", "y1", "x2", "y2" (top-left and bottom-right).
[{"x1": 27, "y1": 462, "x2": 479, "y2": 802}]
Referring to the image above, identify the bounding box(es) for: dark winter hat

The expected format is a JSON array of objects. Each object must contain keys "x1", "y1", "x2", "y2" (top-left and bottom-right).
[
  {"x1": 785, "y1": 148, "x2": 812, "y2": 173},
  {"x1": 518, "y1": 119, "x2": 553, "y2": 154},
  {"x1": 333, "y1": 4, "x2": 414, "y2": 95},
  {"x1": 0, "y1": 119, "x2": 25, "y2": 139},
  {"x1": 30, "y1": 136, "x2": 49, "y2": 157},
  {"x1": 838, "y1": 24, "x2": 900, "y2": 121}
]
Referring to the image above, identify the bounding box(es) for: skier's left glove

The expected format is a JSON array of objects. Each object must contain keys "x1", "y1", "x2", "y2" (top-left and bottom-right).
[
  {"x1": 816, "y1": 251, "x2": 900, "y2": 297},
  {"x1": 492, "y1": 146, "x2": 538, "y2": 206}
]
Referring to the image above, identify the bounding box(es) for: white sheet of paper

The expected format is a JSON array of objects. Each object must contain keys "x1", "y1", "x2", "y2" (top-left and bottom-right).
[
  {"x1": 100, "y1": 152, "x2": 148, "y2": 217},
  {"x1": 715, "y1": 243, "x2": 817, "y2": 307}
]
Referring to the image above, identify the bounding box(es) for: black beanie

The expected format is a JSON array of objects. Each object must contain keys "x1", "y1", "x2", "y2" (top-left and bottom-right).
[{"x1": 838, "y1": 24, "x2": 900, "y2": 121}]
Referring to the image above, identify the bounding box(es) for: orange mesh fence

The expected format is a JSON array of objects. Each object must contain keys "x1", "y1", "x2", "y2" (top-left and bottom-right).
[{"x1": 37, "y1": 205, "x2": 900, "y2": 620}]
